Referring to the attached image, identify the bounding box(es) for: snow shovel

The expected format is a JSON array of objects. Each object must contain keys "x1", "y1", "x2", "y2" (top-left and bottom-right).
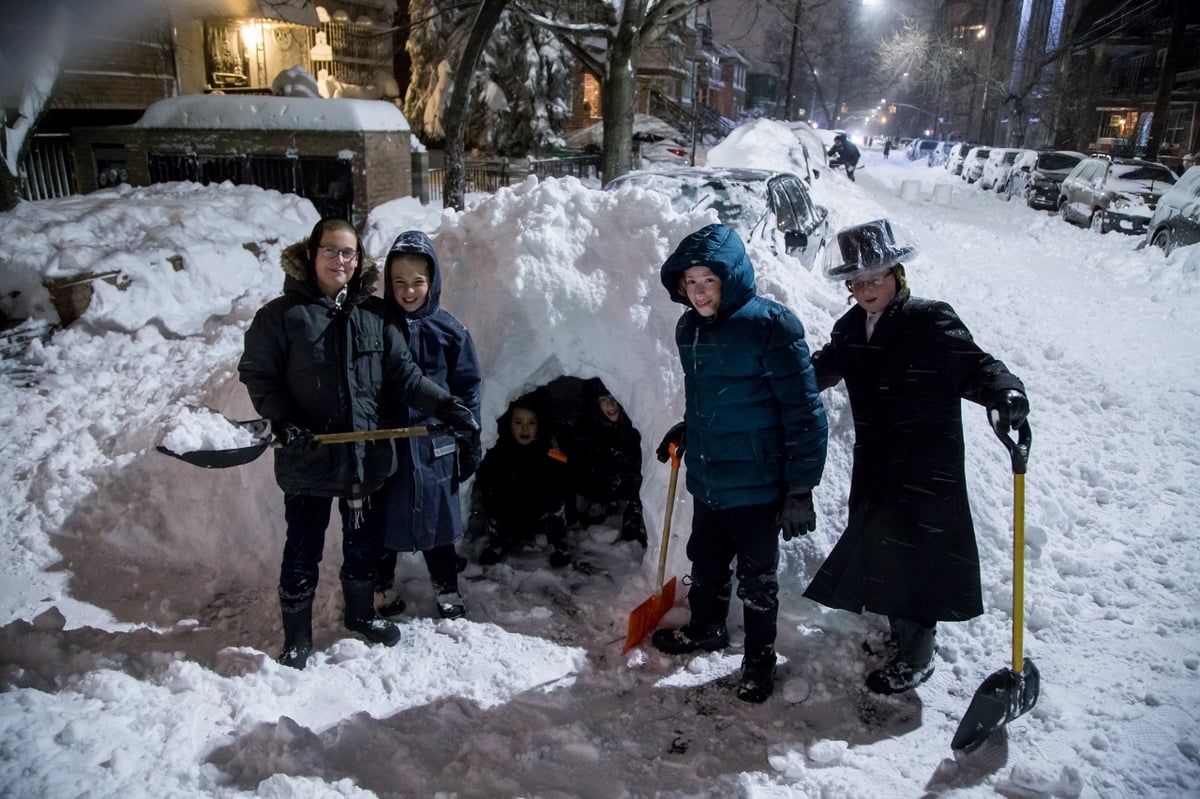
[
  {"x1": 622, "y1": 442, "x2": 681, "y2": 654},
  {"x1": 157, "y1": 416, "x2": 443, "y2": 469},
  {"x1": 951, "y1": 419, "x2": 1040, "y2": 752}
]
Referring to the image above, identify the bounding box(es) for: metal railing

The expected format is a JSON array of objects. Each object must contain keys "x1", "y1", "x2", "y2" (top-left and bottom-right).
[
  {"x1": 19, "y1": 134, "x2": 75, "y2": 201},
  {"x1": 528, "y1": 153, "x2": 601, "y2": 181},
  {"x1": 147, "y1": 153, "x2": 353, "y2": 220},
  {"x1": 427, "y1": 161, "x2": 510, "y2": 202}
]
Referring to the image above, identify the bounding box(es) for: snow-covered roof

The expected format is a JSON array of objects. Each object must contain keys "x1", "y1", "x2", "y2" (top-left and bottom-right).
[{"x1": 133, "y1": 95, "x2": 409, "y2": 132}]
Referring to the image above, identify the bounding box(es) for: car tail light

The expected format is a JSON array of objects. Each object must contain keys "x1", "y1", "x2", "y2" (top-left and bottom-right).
[{"x1": 666, "y1": 147, "x2": 686, "y2": 158}]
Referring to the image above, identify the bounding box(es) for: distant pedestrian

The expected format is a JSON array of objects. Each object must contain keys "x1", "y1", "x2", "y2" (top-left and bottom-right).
[
  {"x1": 804, "y1": 218, "x2": 1029, "y2": 695},
  {"x1": 882, "y1": 138, "x2": 892, "y2": 159},
  {"x1": 828, "y1": 134, "x2": 862, "y2": 181}
]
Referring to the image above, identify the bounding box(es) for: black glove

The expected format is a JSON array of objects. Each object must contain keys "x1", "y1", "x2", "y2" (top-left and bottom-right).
[
  {"x1": 778, "y1": 487, "x2": 816, "y2": 541},
  {"x1": 656, "y1": 421, "x2": 686, "y2": 463},
  {"x1": 987, "y1": 389, "x2": 1029, "y2": 434},
  {"x1": 272, "y1": 421, "x2": 318, "y2": 455},
  {"x1": 438, "y1": 396, "x2": 480, "y2": 437},
  {"x1": 456, "y1": 429, "x2": 483, "y2": 481}
]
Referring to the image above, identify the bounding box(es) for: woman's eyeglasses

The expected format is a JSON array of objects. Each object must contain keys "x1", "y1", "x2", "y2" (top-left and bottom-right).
[{"x1": 318, "y1": 245, "x2": 359, "y2": 262}]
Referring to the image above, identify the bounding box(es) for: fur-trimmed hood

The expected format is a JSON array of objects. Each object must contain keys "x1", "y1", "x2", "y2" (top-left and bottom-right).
[{"x1": 279, "y1": 239, "x2": 380, "y2": 300}]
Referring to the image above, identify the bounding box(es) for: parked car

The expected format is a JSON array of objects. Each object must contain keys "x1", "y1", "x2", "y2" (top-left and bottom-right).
[
  {"x1": 978, "y1": 148, "x2": 1024, "y2": 191},
  {"x1": 945, "y1": 142, "x2": 975, "y2": 176},
  {"x1": 927, "y1": 141, "x2": 956, "y2": 168},
  {"x1": 1057, "y1": 156, "x2": 1177, "y2": 235},
  {"x1": 907, "y1": 139, "x2": 939, "y2": 161},
  {"x1": 962, "y1": 146, "x2": 992, "y2": 183},
  {"x1": 1006, "y1": 149, "x2": 1086, "y2": 209},
  {"x1": 638, "y1": 137, "x2": 689, "y2": 167},
  {"x1": 1145, "y1": 165, "x2": 1200, "y2": 254},
  {"x1": 604, "y1": 167, "x2": 831, "y2": 269}
]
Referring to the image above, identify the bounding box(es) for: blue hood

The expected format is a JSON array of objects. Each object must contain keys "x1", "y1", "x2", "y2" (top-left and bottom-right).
[
  {"x1": 384, "y1": 230, "x2": 441, "y2": 321},
  {"x1": 660, "y1": 224, "x2": 755, "y2": 319}
]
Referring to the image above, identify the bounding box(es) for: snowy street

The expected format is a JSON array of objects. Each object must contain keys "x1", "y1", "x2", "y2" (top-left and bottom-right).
[{"x1": 1, "y1": 126, "x2": 1198, "y2": 798}]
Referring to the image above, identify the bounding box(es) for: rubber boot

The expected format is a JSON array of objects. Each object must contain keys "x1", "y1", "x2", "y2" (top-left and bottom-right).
[
  {"x1": 278, "y1": 590, "x2": 314, "y2": 669},
  {"x1": 737, "y1": 647, "x2": 777, "y2": 703},
  {"x1": 651, "y1": 582, "x2": 731, "y2": 654},
  {"x1": 426, "y1": 546, "x2": 466, "y2": 619},
  {"x1": 342, "y1": 578, "x2": 401, "y2": 646}
]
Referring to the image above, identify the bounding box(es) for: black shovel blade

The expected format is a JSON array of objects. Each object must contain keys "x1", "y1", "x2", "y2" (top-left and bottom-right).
[
  {"x1": 156, "y1": 441, "x2": 270, "y2": 468},
  {"x1": 951, "y1": 658, "x2": 1041, "y2": 752},
  {"x1": 156, "y1": 418, "x2": 272, "y2": 469}
]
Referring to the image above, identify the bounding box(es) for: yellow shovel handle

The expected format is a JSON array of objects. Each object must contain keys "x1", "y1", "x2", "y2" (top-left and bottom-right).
[{"x1": 1012, "y1": 472, "x2": 1025, "y2": 673}]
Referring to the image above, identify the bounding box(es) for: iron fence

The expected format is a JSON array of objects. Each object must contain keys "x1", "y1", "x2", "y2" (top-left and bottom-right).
[
  {"x1": 427, "y1": 161, "x2": 510, "y2": 203},
  {"x1": 146, "y1": 153, "x2": 353, "y2": 220},
  {"x1": 19, "y1": 134, "x2": 74, "y2": 201}
]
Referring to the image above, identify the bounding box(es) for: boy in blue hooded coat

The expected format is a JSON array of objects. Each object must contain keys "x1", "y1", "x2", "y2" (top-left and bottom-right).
[
  {"x1": 654, "y1": 224, "x2": 828, "y2": 702},
  {"x1": 375, "y1": 230, "x2": 482, "y2": 620}
]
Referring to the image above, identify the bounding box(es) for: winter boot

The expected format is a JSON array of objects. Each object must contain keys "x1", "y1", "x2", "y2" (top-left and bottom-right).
[
  {"x1": 620, "y1": 500, "x2": 648, "y2": 545},
  {"x1": 278, "y1": 589, "x2": 314, "y2": 669},
  {"x1": 651, "y1": 622, "x2": 730, "y2": 655},
  {"x1": 435, "y1": 590, "x2": 467, "y2": 619},
  {"x1": 866, "y1": 618, "x2": 936, "y2": 695},
  {"x1": 376, "y1": 588, "x2": 407, "y2": 619},
  {"x1": 342, "y1": 578, "x2": 401, "y2": 646},
  {"x1": 737, "y1": 648, "x2": 777, "y2": 703}
]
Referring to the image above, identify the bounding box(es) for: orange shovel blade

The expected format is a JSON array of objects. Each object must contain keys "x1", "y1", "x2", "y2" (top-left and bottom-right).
[{"x1": 622, "y1": 576, "x2": 677, "y2": 654}]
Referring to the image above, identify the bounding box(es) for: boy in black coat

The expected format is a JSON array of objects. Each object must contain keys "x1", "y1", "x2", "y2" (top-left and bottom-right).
[
  {"x1": 473, "y1": 389, "x2": 573, "y2": 568},
  {"x1": 563, "y1": 378, "x2": 647, "y2": 545}
]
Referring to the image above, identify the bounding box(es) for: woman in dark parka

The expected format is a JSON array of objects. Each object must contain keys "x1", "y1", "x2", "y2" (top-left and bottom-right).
[
  {"x1": 238, "y1": 218, "x2": 478, "y2": 669},
  {"x1": 805, "y1": 218, "x2": 1029, "y2": 694}
]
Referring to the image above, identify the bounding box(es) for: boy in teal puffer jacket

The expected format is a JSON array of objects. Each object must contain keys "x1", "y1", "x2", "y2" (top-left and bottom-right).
[{"x1": 653, "y1": 224, "x2": 828, "y2": 702}]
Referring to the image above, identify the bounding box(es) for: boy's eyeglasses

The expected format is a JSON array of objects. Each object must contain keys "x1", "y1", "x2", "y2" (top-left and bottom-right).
[
  {"x1": 318, "y1": 245, "x2": 359, "y2": 262},
  {"x1": 846, "y1": 274, "x2": 889, "y2": 293}
]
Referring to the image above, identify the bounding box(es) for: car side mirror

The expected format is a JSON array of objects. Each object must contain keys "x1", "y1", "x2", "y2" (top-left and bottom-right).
[{"x1": 784, "y1": 230, "x2": 809, "y2": 251}]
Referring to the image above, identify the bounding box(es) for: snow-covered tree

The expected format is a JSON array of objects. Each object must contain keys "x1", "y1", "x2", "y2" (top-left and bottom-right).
[
  {"x1": 520, "y1": 0, "x2": 711, "y2": 180},
  {"x1": 404, "y1": 0, "x2": 571, "y2": 154}
]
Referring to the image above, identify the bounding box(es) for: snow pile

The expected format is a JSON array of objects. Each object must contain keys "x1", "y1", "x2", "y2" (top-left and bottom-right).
[{"x1": 1, "y1": 121, "x2": 1199, "y2": 797}]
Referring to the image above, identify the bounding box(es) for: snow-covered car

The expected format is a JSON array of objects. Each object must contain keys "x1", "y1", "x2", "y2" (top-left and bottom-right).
[
  {"x1": 1057, "y1": 156, "x2": 1177, "y2": 235},
  {"x1": 604, "y1": 167, "x2": 831, "y2": 269},
  {"x1": 1006, "y1": 149, "x2": 1086, "y2": 209},
  {"x1": 1145, "y1": 165, "x2": 1200, "y2": 253},
  {"x1": 638, "y1": 138, "x2": 689, "y2": 167},
  {"x1": 906, "y1": 139, "x2": 939, "y2": 161},
  {"x1": 927, "y1": 141, "x2": 956, "y2": 167},
  {"x1": 944, "y1": 142, "x2": 975, "y2": 176},
  {"x1": 979, "y1": 148, "x2": 1030, "y2": 192},
  {"x1": 961, "y1": 146, "x2": 992, "y2": 183}
]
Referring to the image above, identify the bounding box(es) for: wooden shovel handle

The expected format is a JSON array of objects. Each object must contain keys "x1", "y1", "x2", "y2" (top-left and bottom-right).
[
  {"x1": 305, "y1": 425, "x2": 444, "y2": 445},
  {"x1": 655, "y1": 443, "x2": 682, "y2": 594}
]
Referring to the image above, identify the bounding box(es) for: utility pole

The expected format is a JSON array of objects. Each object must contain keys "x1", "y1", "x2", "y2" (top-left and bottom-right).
[
  {"x1": 1145, "y1": 0, "x2": 1185, "y2": 162},
  {"x1": 782, "y1": 0, "x2": 801, "y2": 119}
]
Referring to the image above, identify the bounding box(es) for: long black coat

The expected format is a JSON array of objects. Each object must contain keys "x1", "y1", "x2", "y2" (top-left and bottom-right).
[{"x1": 804, "y1": 291, "x2": 1024, "y2": 622}]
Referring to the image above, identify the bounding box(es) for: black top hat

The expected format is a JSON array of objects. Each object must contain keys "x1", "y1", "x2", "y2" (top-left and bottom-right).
[{"x1": 823, "y1": 218, "x2": 918, "y2": 279}]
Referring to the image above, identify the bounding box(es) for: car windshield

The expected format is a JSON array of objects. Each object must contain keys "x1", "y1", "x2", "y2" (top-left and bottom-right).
[
  {"x1": 1111, "y1": 164, "x2": 1176, "y2": 187},
  {"x1": 608, "y1": 173, "x2": 770, "y2": 231},
  {"x1": 1038, "y1": 152, "x2": 1081, "y2": 171}
]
